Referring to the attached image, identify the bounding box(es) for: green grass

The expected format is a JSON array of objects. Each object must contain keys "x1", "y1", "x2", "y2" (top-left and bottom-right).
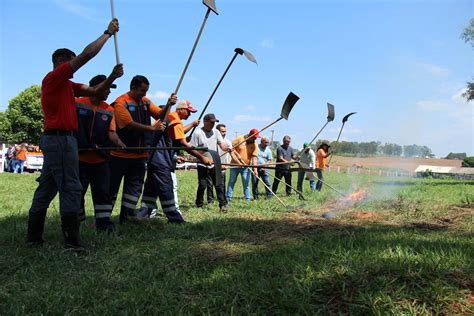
[{"x1": 0, "y1": 171, "x2": 473, "y2": 314}]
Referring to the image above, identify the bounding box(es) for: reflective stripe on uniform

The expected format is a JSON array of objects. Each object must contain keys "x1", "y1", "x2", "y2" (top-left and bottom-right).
[
  {"x1": 141, "y1": 195, "x2": 157, "y2": 203},
  {"x1": 94, "y1": 204, "x2": 113, "y2": 210},
  {"x1": 95, "y1": 212, "x2": 111, "y2": 219},
  {"x1": 122, "y1": 201, "x2": 136, "y2": 209},
  {"x1": 123, "y1": 193, "x2": 139, "y2": 201}
]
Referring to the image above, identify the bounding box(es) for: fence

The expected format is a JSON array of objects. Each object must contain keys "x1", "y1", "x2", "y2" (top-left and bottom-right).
[{"x1": 327, "y1": 165, "x2": 416, "y2": 178}]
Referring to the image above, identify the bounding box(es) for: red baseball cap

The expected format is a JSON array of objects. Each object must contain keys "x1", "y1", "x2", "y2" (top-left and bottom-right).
[
  {"x1": 176, "y1": 100, "x2": 197, "y2": 113},
  {"x1": 248, "y1": 128, "x2": 260, "y2": 138}
]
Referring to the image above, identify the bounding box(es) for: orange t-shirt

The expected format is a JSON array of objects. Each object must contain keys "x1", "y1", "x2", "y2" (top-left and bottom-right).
[
  {"x1": 316, "y1": 148, "x2": 327, "y2": 169},
  {"x1": 111, "y1": 93, "x2": 162, "y2": 159},
  {"x1": 167, "y1": 112, "x2": 185, "y2": 141},
  {"x1": 231, "y1": 135, "x2": 258, "y2": 165},
  {"x1": 17, "y1": 149, "x2": 27, "y2": 161},
  {"x1": 76, "y1": 97, "x2": 115, "y2": 164}
]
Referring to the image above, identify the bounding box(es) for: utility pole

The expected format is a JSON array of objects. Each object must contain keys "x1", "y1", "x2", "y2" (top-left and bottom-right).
[{"x1": 270, "y1": 130, "x2": 274, "y2": 144}]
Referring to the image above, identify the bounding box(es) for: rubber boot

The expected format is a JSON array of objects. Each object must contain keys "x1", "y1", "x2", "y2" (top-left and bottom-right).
[
  {"x1": 61, "y1": 213, "x2": 85, "y2": 249},
  {"x1": 95, "y1": 218, "x2": 116, "y2": 233},
  {"x1": 26, "y1": 211, "x2": 46, "y2": 246}
]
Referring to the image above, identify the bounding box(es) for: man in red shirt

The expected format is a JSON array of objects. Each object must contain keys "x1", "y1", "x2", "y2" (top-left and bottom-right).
[{"x1": 26, "y1": 18, "x2": 124, "y2": 249}]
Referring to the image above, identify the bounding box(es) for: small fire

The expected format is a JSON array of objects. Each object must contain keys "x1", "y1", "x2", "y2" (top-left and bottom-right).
[{"x1": 344, "y1": 189, "x2": 368, "y2": 203}]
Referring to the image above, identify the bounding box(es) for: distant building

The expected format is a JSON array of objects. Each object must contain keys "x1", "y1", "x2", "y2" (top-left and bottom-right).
[{"x1": 415, "y1": 165, "x2": 474, "y2": 180}]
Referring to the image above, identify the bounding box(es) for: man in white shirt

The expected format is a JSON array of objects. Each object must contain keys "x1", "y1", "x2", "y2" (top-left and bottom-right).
[
  {"x1": 296, "y1": 142, "x2": 316, "y2": 192},
  {"x1": 190, "y1": 114, "x2": 229, "y2": 212}
]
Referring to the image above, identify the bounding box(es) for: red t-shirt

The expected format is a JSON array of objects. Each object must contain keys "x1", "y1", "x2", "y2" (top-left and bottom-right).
[{"x1": 41, "y1": 62, "x2": 83, "y2": 131}]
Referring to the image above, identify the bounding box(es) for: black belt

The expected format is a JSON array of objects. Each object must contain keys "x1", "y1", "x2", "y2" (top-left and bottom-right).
[{"x1": 44, "y1": 130, "x2": 74, "y2": 136}]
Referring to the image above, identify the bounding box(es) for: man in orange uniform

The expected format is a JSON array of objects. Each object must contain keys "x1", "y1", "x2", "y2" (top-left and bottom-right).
[
  {"x1": 138, "y1": 100, "x2": 211, "y2": 223},
  {"x1": 315, "y1": 143, "x2": 333, "y2": 191},
  {"x1": 110, "y1": 75, "x2": 168, "y2": 223},
  {"x1": 226, "y1": 129, "x2": 260, "y2": 201},
  {"x1": 75, "y1": 75, "x2": 125, "y2": 232}
]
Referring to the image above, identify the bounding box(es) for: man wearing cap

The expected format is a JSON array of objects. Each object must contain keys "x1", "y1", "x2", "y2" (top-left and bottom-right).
[
  {"x1": 189, "y1": 113, "x2": 229, "y2": 212},
  {"x1": 316, "y1": 143, "x2": 333, "y2": 191},
  {"x1": 296, "y1": 142, "x2": 316, "y2": 193},
  {"x1": 226, "y1": 129, "x2": 260, "y2": 202},
  {"x1": 272, "y1": 135, "x2": 297, "y2": 196},
  {"x1": 252, "y1": 136, "x2": 273, "y2": 199},
  {"x1": 109, "y1": 75, "x2": 170, "y2": 223},
  {"x1": 26, "y1": 18, "x2": 123, "y2": 248},
  {"x1": 138, "y1": 100, "x2": 211, "y2": 223},
  {"x1": 74, "y1": 75, "x2": 125, "y2": 232}
]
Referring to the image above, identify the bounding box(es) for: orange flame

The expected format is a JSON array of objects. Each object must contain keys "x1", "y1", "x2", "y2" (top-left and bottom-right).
[{"x1": 344, "y1": 189, "x2": 368, "y2": 203}]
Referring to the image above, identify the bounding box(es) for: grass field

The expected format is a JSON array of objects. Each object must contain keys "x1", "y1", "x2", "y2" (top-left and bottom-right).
[{"x1": 0, "y1": 170, "x2": 473, "y2": 314}]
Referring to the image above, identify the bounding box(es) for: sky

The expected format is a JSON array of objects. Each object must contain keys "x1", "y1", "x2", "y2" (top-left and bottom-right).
[{"x1": 0, "y1": 0, "x2": 472, "y2": 157}]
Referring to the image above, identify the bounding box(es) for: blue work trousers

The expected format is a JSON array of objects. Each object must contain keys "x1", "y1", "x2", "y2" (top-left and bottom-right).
[
  {"x1": 252, "y1": 168, "x2": 272, "y2": 199},
  {"x1": 29, "y1": 135, "x2": 82, "y2": 217}
]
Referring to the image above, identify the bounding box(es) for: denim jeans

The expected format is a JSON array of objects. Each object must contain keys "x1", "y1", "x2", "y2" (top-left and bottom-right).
[
  {"x1": 15, "y1": 160, "x2": 25, "y2": 173},
  {"x1": 226, "y1": 167, "x2": 251, "y2": 201},
  {"x1": 252, "y1": 168, "x2": 272, "y2": 199},
  {"x1": 316, "y1": 168, "x2": 324, "y2": 191},
  {"x1": 297, "y1": 170, "x2": 316, "y2": 192}
]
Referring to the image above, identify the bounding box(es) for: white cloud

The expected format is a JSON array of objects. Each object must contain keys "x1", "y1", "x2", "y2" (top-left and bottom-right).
[
  {"x1": 244, "y1": 104, "x2": 255, "y2": 111},
  {"x1": 416, "y1": 100, "x2": 446, "y2": 111},
  {"x1": 53, "y1": 0, "x2": 97, "y2": 21},
  {"x1": 417, "y1": 62, "x2": 450, "y2": 76},
  {"x1": 260, "y1": 38, "x2": 274, "y2": 48},
  {"x1": 232, "y1": 115, "x2": 272, "y2": 123},
  {"x1": 416, "y1": 88, "x2": 470, "y2": 114},
  {"x1": 147, "y1": 91, "x2": 170, "y2": 101}
]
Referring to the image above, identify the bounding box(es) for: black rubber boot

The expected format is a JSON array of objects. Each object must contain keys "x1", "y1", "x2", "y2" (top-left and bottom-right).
[
  {"x1": 61, "y1": 213, "x2": 85, "y2": 249},
  {"x1": 96, "y1": 218, "x2": 116, "y2": 233},
  {"x1": 26, "y1": 211, "x2": 46, "y2": 246}
]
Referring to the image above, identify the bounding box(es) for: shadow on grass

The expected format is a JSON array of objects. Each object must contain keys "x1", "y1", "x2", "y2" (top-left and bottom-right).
[{"x1": 0, "y1": 213, "x2": 472, "y2": 314}]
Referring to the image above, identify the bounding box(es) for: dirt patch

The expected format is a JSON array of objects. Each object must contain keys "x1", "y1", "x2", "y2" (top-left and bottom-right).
[{"x1": 347, "y1": 211, "x2": 378, "y2": 219}]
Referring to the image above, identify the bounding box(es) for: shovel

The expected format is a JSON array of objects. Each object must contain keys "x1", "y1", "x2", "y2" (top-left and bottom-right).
[
  {"x1": 307, "y1": 102, "x2": 335, "y2": 147},
  {"x1": 328, "y1": 112, "x2": 356, "y2": 165},
  {"x1": 188, "y1": 48, "x2": 257, "y2": 138},
  {"x1": 109, "y1": 0, "x2": 120, "y2": 64},
  {"x1": 160, "y1": 0, "x2": 219, "y2": 120},
  {"x1": 227, "y1": 92, "x2": 300, "y2": 154}
]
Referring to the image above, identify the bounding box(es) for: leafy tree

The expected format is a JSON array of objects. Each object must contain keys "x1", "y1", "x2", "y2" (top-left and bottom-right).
[
  {"x1": 0, "y1": 85, "x2": 43, "y2": 144},
  {"x1": 446, "y1": 152, "x2": 467, "y2": 160},
  {"x1": 381, "y1": 143, "x2": 402, "y2": 156},
  {"x1": 461, "y1": 19, "x2": 474, "y2": 101},
  {"x1": 462, "y1": 157, "x2": 474, "y2": 167},
  {"x1": 461, "y1": 18, "x2": 474, "y2": 48},
  {"x1": 462, "y1": 82, "x2": 474, "y2": 102},
  {"x1": 420, "y1": 146, "x2": 432, "y2": 157}
]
